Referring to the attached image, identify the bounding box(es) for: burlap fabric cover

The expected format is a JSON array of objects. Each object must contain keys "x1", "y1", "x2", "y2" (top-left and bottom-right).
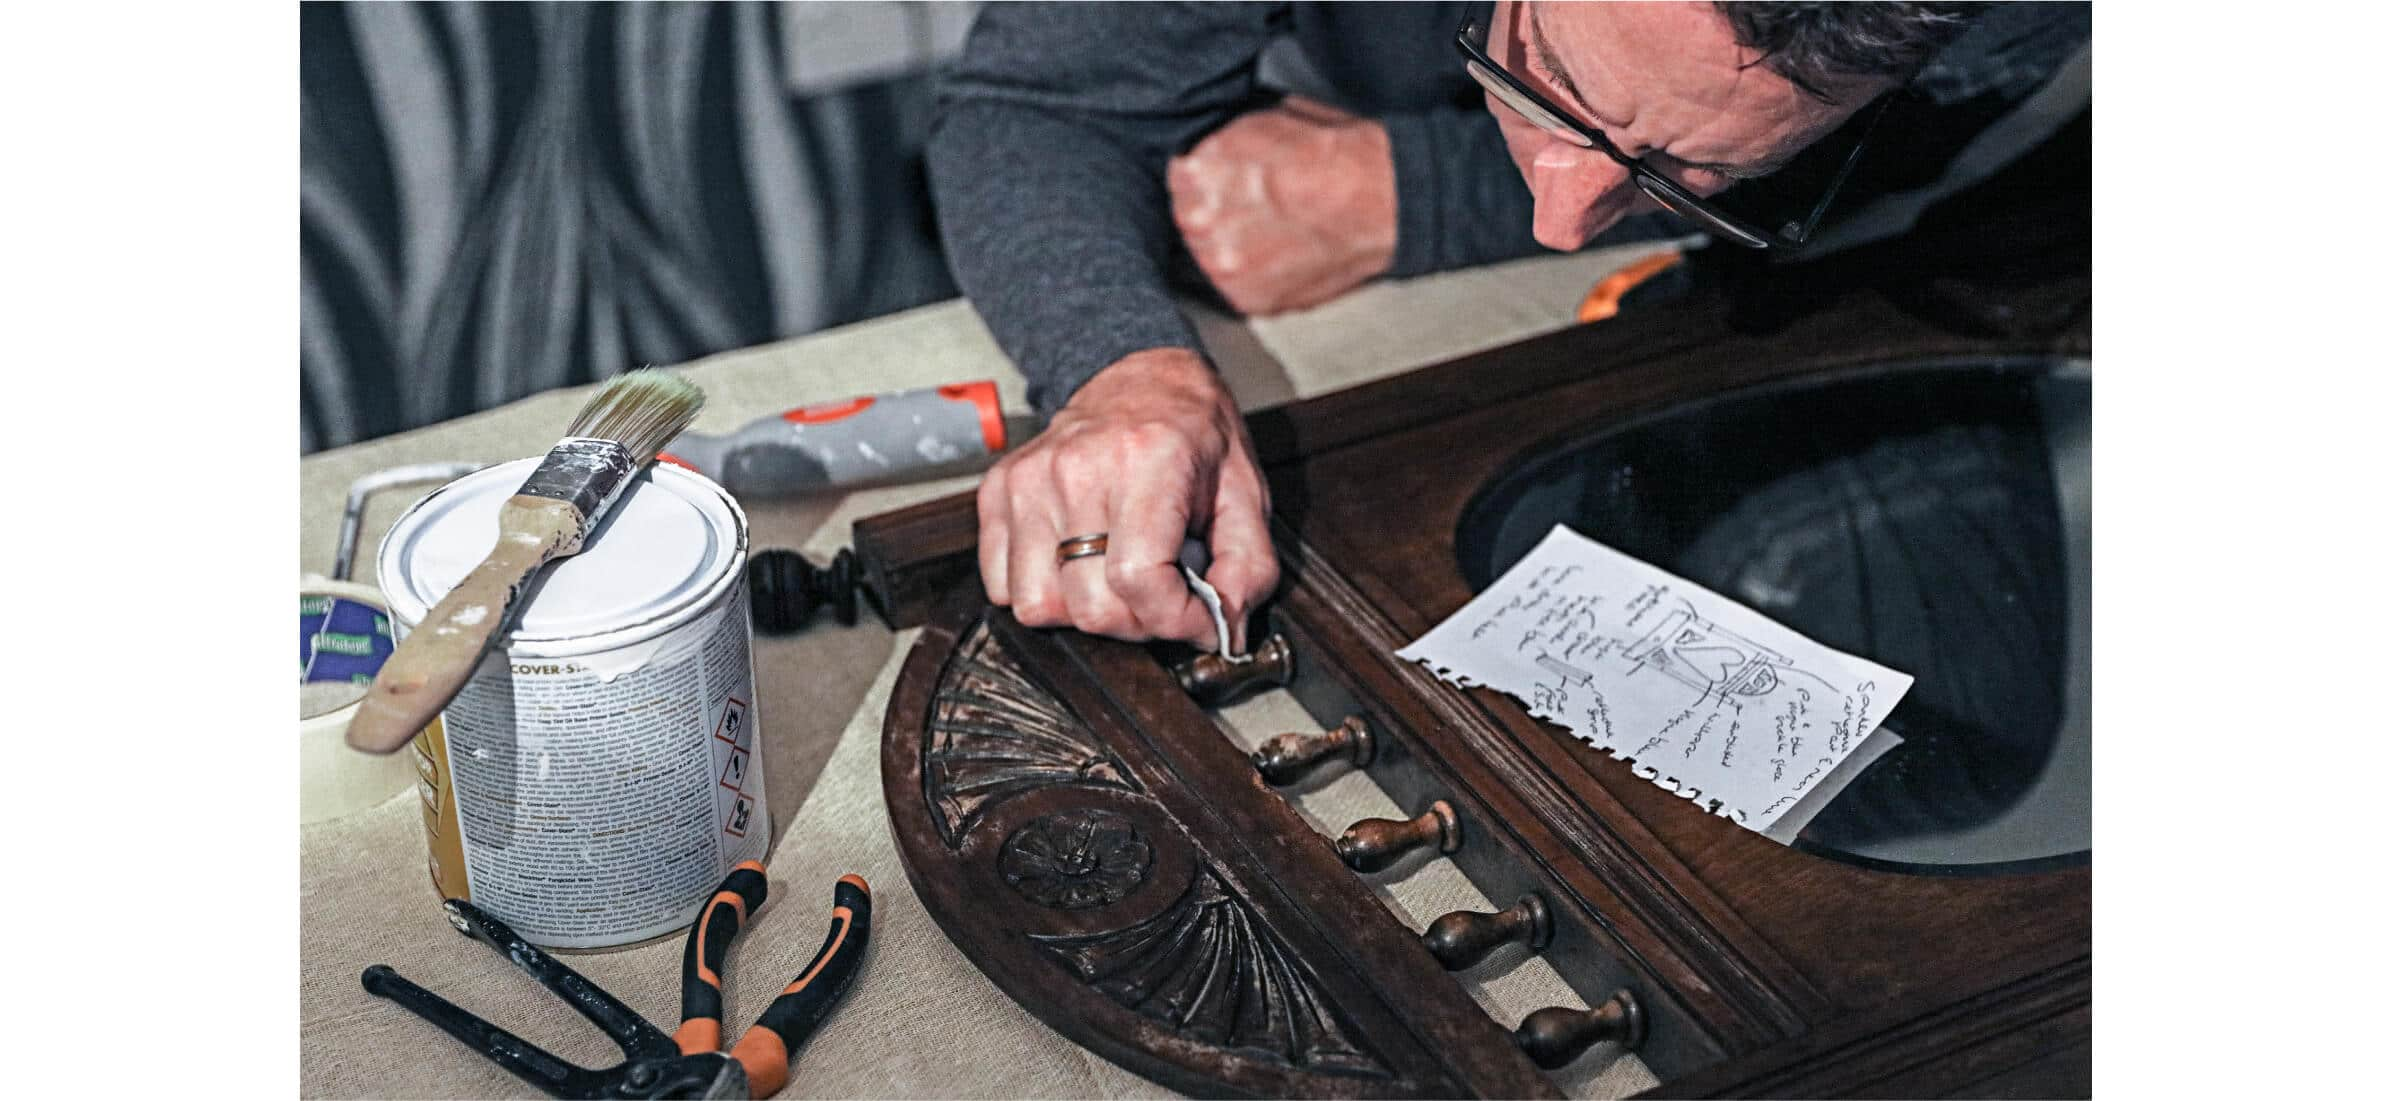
[{"x1": 299, "y1": 246, "x2": 1677, "y2": 1098}]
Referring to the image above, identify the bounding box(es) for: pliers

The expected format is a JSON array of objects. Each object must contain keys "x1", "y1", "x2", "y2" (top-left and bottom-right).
[{"x1": 360, "y1": 862, "x2": 872, "y2": 1099}]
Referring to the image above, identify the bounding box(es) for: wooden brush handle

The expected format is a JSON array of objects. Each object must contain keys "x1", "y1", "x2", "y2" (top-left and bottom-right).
[{"x1": 345, "y1": 499, "x2": 579, "y2": 754}]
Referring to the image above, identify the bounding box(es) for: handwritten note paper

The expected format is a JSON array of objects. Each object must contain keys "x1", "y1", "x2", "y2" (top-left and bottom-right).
[{"x1": 1397, "y1": 525, "x2": 1912, "y2": 838}]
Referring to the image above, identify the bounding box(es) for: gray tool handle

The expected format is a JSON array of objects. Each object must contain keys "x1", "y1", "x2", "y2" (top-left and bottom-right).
[{"x1": 662, "y1": 382, "x2": 1006, "y2": 498}]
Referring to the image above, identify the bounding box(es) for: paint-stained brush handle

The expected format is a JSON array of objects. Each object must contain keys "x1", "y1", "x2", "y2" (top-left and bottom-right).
[
  {"x1": 728, "y1": 875, "x2": 873, "y2": 1098},
  {"x1": 345, "y1": 498, "x2": 581, "y2": 753},
  {"x1": 347, "y1": 369, "x2": 704, "y2": 756},
  {"x1": 676, "y1": 861, "x2": 770, "y2": 1057}
]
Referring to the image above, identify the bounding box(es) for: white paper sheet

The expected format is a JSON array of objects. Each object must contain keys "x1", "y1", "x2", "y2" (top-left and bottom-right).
[{"x1": 1397, "y1": 525, "x2": 1914, "y2": 837}]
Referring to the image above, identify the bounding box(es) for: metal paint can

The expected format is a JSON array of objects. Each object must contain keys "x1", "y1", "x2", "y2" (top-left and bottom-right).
[{"x1": 377, "y1": 459, "x2": 766, "y2": 948}]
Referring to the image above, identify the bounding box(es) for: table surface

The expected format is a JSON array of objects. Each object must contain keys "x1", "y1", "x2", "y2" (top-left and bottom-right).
[{"x1": 298, "y1": 245, "x2": 1684, "y2": 1099}]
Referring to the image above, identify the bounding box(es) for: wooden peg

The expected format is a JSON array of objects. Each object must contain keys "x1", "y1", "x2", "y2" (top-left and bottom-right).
[
  {"x1": 1335, "y1": 800, "x2": 1460, "y2": 873},
  {"x1": 1172, "y1": 634, "x2": 1295, "y2": 706},
  {"x1": 1422, "y1": 893, "x2": 1551, "y2": 970},
  {"x1": 1252, "y1": 715, "x2": 1375, "y2": 785},
  {"x1": 1512, "y1": 991, "x2": 1647, "y2": 1068}
]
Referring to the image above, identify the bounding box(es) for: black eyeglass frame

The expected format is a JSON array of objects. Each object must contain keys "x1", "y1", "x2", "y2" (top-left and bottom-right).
[{"x1": 1455, "y1": 16, "x2": 1888, "y2": 250}]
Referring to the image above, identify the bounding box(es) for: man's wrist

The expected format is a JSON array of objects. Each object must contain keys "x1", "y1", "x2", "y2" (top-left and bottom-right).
[{"x1": 1068, "y1": 347, "x2": 1220, "y2": 409}]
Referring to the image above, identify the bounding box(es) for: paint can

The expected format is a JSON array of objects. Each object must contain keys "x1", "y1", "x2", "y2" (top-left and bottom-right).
[{"x1": 377, "y1": 459, "x2": 766, "y2": 949}]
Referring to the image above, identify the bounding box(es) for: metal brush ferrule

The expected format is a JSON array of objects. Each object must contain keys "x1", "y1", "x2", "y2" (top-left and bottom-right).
[{"x1": 516, "y1": 437, "x2": 639, "y2": 529}]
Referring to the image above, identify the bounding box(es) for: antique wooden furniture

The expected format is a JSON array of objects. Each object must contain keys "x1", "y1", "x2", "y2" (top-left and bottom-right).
[{"x1": 862, "y1": 230, "x2": 2091, "y2": 1096}]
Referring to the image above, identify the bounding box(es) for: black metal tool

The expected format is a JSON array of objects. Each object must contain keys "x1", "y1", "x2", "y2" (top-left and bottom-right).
[{"x1": 361, "y1": 863, "x2": 873, "y2": 1099}]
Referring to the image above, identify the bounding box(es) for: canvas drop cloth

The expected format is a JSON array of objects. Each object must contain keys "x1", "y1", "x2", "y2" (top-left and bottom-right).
[{"x1": 298, "y1": 246, "x2": 1676, "y2": 1099}]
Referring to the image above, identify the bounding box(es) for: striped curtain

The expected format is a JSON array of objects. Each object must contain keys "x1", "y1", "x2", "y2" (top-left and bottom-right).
[{"x1": 301, "y1": 2, "x2": 959, "y2": 452}]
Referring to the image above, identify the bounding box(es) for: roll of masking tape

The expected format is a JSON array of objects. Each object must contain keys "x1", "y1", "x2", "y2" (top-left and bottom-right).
[{"x1": 300, "y1": 575, "x2": 418, "y2": 823}]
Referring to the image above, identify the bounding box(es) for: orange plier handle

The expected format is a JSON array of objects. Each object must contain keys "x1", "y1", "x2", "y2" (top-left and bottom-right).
[{"x1": 675, "y1": 863, "x2": 874, "y2": 1099}]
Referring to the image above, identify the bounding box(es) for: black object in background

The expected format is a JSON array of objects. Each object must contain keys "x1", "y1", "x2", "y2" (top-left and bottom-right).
[{"x1": 749, "y1": 547, "x2": 865, "y2": 634}]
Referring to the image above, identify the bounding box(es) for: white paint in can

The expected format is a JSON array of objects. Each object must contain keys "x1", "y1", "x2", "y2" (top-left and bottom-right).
[{"x1": 377, "y1": 459, "x2": 765, "y2": 948}]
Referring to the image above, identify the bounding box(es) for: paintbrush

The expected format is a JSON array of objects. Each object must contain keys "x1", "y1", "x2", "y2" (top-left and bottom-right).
[{"x1": 345, "y1": 369, "x2": 707, "y2": 754}]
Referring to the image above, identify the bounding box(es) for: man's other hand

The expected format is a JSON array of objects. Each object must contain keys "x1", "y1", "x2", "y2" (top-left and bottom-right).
[
  {"x1": 978, "y1": 348, "x2": 1279, "y2": 651},
  {"x1": 1168, "y1": 96, "x2": 1397, "y2": 316}
]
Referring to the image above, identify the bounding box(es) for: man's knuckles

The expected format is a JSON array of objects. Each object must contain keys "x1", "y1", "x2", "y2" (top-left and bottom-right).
[
  {"x1": 1046, "y1": 446, "x2": 1117, "y2": 500},
  {"x1": 1117, "y1": 421, "x2": 1206, "y2": 469},
  {"x1": 1106, "y1": 559, "x2": 1185, "y2": 605},
  {"x1": 1011, "y1": 590, "x2": 1069, "y2": 628},
  {"x1": 1072, "y1": 603, "x2": 1142, "y2": 640},
  {"x1": 975, "y1": 466, "x2": 1012, "y2": 518}
]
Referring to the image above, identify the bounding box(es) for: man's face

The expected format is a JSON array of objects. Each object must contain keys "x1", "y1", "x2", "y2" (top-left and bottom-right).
[{"x1": 1484, "y1": 0, "x2": 1895, "y2": 250}]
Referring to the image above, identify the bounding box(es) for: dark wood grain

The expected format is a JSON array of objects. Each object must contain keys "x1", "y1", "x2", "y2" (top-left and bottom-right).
[
  {"x1": 865, "y1": 262, "x2": 2092, "y2": 1096},
  {"x1": 851, "y1": 491, "x2": 980, "y2": 628},
  {"x1": 883, "y1": 587, "x2": 1559, "y2": 1098}
]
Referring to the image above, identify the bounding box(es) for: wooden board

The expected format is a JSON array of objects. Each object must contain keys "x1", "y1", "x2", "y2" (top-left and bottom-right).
[{"x1": 865, "y1": 242, "x2": 2091, "y2": 1096}]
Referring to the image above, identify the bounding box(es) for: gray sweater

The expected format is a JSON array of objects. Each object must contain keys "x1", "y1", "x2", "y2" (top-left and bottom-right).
[{"x1": 928, "y1": 2, "x2": 2089, "y2": 417}]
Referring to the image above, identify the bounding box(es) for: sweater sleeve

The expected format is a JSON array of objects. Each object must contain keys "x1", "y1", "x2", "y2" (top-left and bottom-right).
[
  {"x1": 927, "y1": 3, "x2": 1284, "y2": 417},
  {"x1": 1382, "y1": 103, "x2": 1690, "y2": 279},
  {"x1": 1380, "y1": 104, "x2": 1541, "y2": 278}
]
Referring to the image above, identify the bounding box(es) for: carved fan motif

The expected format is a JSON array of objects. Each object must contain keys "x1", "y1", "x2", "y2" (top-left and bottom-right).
[
  {"x1": 925, "y1": 621, "x2": 1136, "y2": 844},
  {"x1": 1032, "y1": 870, "x2": 1388, "y2": 1077}
]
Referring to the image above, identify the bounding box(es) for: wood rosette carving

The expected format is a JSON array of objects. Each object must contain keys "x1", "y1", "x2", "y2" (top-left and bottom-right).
[{"x1": 884, "y1": 598, "x2": 1558, "y2": 1098}]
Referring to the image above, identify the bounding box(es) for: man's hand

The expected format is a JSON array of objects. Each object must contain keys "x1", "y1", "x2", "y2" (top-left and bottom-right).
[
  {"x1": 1168, "y1": 96, "x2": 1398, "y2": 316},
  {"x1": 978, "y1": 348, "x2": 1279, "y2": 651}
]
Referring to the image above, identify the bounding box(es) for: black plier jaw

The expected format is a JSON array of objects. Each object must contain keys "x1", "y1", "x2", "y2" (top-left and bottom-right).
[
  {"x1": 603, "y1": 1054, "x2": 748, "y2": 1099},
  {"x1": 358, "y1": 865, "x2": 872, "y2": 1100}
]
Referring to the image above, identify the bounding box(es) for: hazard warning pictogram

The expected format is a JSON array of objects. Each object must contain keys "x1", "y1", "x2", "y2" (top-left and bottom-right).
[
  {"x1": 713, "y1": 697, "x2": 750, "y2": 749},
  {"x1": 719, "y1": 747, "x2": 750, "y2": 793},
  {"x1": 723, "y1": 792, "x2": 756, "y2": 839}
]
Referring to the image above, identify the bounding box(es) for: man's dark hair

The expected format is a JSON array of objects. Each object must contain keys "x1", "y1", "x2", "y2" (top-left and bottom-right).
[{"x1": 1715, "y1": 3, "x2": 1989, "y2": 102}]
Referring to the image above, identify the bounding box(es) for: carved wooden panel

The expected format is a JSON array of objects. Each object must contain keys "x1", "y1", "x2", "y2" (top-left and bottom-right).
[
  {"x1": 884, "y1": 607, "x2": 1558, "y2": 1098},
  {"x1": 867, "y1": 225, "x2": 2091, "y2": 1096},
  {"x1": 1034, "y1": 867, "x2": 1383, "y2": 1076},
  {"x1": 922, "y1": 624, "x2": 1137, "y2": 846}
]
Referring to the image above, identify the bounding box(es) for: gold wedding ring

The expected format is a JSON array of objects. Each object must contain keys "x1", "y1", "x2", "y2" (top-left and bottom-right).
[{"x1": 1056, "y1": 533, "x2": 1109, "y2": 565}]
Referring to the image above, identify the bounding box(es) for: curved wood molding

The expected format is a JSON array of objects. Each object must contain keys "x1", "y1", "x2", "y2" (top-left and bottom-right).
[
  {"x1": 884, "y1": 601, "x2": 1553, "y2": 1098},
  {"x1": 923, "y1": 623, "x2": 1138, "y2": 846}
]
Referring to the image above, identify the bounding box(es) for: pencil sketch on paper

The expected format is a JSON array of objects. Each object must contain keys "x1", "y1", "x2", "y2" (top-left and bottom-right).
[{"x1": 1396, "y1": 524, "x2": 1913, "y2": 835}]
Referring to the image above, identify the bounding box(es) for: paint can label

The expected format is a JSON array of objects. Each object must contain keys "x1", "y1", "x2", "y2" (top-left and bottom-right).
[
  {"x1": 417, "y1": 581, "x2": 765, "y2": 947},
  {"x1": 383, "y1": 461, "x2": 761, "y2": 949}
]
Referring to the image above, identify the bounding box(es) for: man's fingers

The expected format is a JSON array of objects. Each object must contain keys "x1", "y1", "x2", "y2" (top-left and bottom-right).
[
  {"x1": 1108, "y1": 535, "x2": 1213, "y2": 648},
  {"x1": 977, "y1": 465, "x2": 1012, "y2": 605},
  {"x1": 1167, "y1": 154, "x2": 1222, "y2": 234},
  {"x1": 1204, "y1": 459, "x2": 1280, "y2": 654},
  {"x1": 1054, "y1": 457, "x2": 1143, "y2": 639},
  {"x1": 1105, "y1": 448, "x2": 1215, "y2": 648},
  {"x1": 1004, "y1": 467, "x2": 1069, "y2": 629}
]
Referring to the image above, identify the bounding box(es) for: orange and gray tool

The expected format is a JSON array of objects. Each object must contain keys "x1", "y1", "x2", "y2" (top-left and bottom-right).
[
  {"x1": 360, "y1": 864, "x2": 873, "y2": 1099},
  {"x1": 1575, "y1": 247, "x2": 1690, "y2": 325},
  {"x1": 658, "y1": 380, "x2": 1007, "y2": 498}
]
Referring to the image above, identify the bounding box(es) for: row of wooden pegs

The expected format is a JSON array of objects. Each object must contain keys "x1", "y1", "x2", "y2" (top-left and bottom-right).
[{"x1": 1251, "y1": 713, "x2": 1647, "y2": 1072}]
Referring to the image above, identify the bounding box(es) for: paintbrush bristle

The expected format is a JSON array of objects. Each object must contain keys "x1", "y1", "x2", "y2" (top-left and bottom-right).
[{"x1": 565, "y1": 368, "x2": 706, "y2": 463}]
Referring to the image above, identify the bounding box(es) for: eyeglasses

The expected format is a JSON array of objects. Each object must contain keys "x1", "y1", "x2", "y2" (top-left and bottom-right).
[{"x1": 1456, "y1": 14, "x2": 1887, "y2": 250}]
